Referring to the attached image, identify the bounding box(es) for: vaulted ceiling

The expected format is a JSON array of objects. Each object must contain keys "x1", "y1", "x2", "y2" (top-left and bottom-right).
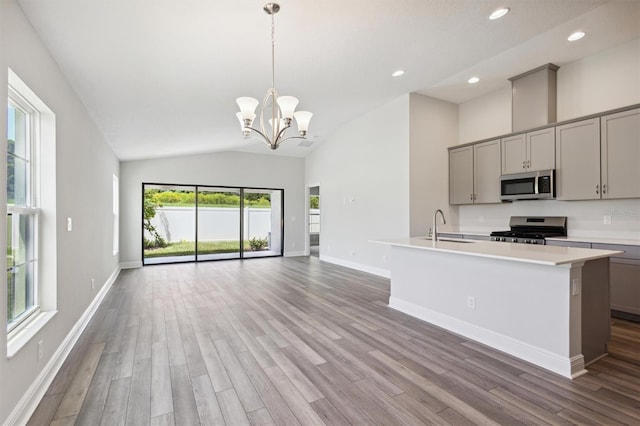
[{"x1": 16, "y1": 0, "x2": 640, "y2": 160}]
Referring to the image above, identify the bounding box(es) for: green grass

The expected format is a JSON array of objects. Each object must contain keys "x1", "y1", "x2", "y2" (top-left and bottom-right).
[{"x1": 144, "y1": 240, "x2": 259, "y2": 258}]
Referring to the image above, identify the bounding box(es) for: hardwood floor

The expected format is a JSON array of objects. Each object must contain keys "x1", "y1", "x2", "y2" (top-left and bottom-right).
[{"x1": 28, "y1": 256, "x2": 640, "y2": 425}]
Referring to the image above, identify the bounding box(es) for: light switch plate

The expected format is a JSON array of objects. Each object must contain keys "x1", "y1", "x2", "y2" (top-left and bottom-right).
[{"x1": 66, "y1": 217, "x2": 73, "y2": 232}]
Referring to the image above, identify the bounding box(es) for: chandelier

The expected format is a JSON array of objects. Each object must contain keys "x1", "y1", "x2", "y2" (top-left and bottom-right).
[{"x1": 236, "y1": 3, "x2": 313, "y2": 150}]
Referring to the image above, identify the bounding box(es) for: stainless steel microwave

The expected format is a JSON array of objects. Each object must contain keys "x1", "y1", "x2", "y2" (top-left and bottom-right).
[{"x1": 500, "y1": 169, "x2": 555, "y2": 201}]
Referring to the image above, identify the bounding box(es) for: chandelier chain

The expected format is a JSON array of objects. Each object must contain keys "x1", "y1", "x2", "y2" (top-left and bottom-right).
[{"x1": 271, "y1": 12, "x2": 275, "y2": 89}]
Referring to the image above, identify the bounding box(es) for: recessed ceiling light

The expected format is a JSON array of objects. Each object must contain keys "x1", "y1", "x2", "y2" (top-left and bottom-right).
[
  {"x1": 489, "y1": 8, "x2": 510, "y2": 20},
  {"x1": 568, "y1": 31, "x2": 586, "y2": 41},
  {"x1": 468, "y1": 76, "x2": 480, "y2": 84},
  {"x1": 392, "y1": 70, "x2": 405, "y2": 77}
]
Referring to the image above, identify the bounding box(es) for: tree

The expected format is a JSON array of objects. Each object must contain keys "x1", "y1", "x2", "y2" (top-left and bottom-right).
[
  {"x1": 310, "y1": 195, "x2": 319, "y2": 209},
  {"x1": 143, "y1": 191, "x2": 167, "y2": 249}
]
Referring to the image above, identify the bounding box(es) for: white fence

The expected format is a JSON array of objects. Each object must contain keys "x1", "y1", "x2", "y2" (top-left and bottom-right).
[{"x1": 148, "y1": 206, "x2": 273, "y2": 242}]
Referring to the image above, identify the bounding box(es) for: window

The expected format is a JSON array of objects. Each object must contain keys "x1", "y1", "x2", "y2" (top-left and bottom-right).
[
  {"x1": 6, "y1": 69, "x2": 57, "y2": 357},
  {"x1": 7, "y1": 89, "x2": 39, "y2": 332}
]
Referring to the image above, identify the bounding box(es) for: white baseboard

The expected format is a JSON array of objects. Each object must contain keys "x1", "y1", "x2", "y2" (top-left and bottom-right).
[
  {"x1": 389, "y1": 297, "x2": 584, "y2": 379},
  {"x1": 321, "y1": 255, "x2": 390, "y2": 278},
  {"x1": 120, "y1": 260, "x2": 142, "y2": 269},
  {"x1": 284, "y1": 250, "x2": 306, "y2": 257},
  {"x1": 5, "y1": 267, "x2": 121, "y2": 426}
]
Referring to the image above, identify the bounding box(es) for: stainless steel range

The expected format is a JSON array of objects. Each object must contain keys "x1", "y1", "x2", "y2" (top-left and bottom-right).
[{"x1": 490, "y1": 216, "x2": 567, "y2": 245}]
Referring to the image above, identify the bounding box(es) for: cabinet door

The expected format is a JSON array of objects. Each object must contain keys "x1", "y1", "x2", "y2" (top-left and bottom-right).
[
  {"x1": 555, "y1": 118, "x2": 601, "y2": 200},
  {"x1": 527, "y1": 127, "x2": 555, "y2": 171},
  {"x1": 501, "y1": 134, "x2": 526, "y2": 175},
  {"x1": 449, "y1": 146, "x2": 474, "y2": 205},
  {"x1": 474, "y1": 139, "x2": 501, "y2": 204},
  {"x1": 601, "y1": 108, "x2": 640, "y2": 199},
  {"x1": 610, "y1": 262, "x2": 640, "y2": 315}
]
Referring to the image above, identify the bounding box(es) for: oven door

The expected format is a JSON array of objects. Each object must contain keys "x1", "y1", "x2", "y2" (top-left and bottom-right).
[{"x1": 500, "y1": 170, "x2": 555, "y2": 201}]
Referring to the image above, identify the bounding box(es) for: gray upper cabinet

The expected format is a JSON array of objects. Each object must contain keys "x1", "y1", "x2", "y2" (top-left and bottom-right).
[
  {"x1": 474, "y1": 139, "x2": 501, "y2": 203},
  {"x1": 501, "y1": 127, "x2": 555, "y2": 175},
  {"x1": 449, "y1": 140, "x2": 500, "y2": 205},
  {"x1": 555, "y1": 118, "x2": 601, "y2": 200},
  {"x1": 449, "y1": 145, "x2": 474, "y2": 205},
  {"x1": 601, "y1": 108, "x2": 640, "y2": 199},
  {"x1": 501, "y1": 134, "x2": 527, "y2": 174}
]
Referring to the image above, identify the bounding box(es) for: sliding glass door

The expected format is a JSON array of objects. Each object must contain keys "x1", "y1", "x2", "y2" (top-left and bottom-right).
[
  {"x1": 197, "y1": 187, "x2": 241, "y2": 261},
  {"x1": 142, "y1": 183, "x2": 283, "y2": 265},
  {"x1": 243, "y1": 189, "x2": 283, "y2": 258},
  {"x1": 143, "y1": 184, "x2": 196, "y2": 264}
]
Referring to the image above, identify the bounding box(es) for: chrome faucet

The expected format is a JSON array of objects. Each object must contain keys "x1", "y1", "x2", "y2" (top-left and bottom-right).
[{"x1": 432, "y1": 209, "x2": 446, "y2": 242}]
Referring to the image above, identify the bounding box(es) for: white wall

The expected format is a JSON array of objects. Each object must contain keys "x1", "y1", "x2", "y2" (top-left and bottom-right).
[
  {"x1": 458, "y1": 86, "x2": 511, "y2": 144},
  {"x1": 409, "y1": 93, "x2": 459, "y2": 236},
  {"x1": 0, "y1": 1, "x2": 120, "y2": 423},
  {"x1": 557, "y1": 38, "x2": 640, "y2": 121},
  {"x1": 455, "y1": 38, "x2": 640, "y2": 238},
  {"x1": 119, "y1": 152, "x2": 305, "y2": 266},
  {"x1": 305, "y1": 95, "x2": 410, "y2": 276}
]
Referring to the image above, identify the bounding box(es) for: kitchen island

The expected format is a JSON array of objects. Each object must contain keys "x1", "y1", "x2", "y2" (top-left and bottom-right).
[{"x1": 372, "y1": 238, "x2": 622, "y2": 378}]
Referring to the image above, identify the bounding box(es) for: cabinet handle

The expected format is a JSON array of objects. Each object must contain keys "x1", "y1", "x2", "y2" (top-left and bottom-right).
[
  {"x1": 527, "y1": 160, "x2": 531, "y2": 168},
  {"x1": 602, "y1": 184, "x2": 607, "y2": 194},
  {"x1": 595, "y1": 184, "x2": 599, "y2": 195},
  {"x1": 470, "y1": 194, "x2": 473, "y2": 201},
  {"x1": 523, "y1": 160, "x2": 526, "y2": 169}
]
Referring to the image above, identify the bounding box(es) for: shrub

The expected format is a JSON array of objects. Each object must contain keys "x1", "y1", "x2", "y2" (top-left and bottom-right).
[{"x1": 249, "y1": 237, "x2": 268, "y2": 251}]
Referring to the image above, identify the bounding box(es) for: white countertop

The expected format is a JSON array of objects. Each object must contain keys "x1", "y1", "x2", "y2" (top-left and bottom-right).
[{"x1": 371, "y1": 238, "x2": 623, "y2": 266}]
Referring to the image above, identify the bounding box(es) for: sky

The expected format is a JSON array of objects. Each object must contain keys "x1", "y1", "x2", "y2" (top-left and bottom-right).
[{"x1": 8, "y1": 103, "x2": 16, "y2": 140}]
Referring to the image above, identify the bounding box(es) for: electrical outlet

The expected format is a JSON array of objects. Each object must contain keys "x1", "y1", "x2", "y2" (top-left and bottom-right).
[
  {"x1": 603, "y1": 215, "x2": 612, "y2": 225},
  {"x1": 572, "y1": 279, "x2": 580, "y2": 296},
  {"x1": 37, "y1": 340, "x2": 44, "y2": 361},
  {"x1": 91, "y1": 278, "x2": 95, "y2": 289},
  {"x1": 467, "y1": 296, "x2": 476, "y2": 310},
  {"x1": 66, "y1": 217, "x2": 73, "y2": 232}
]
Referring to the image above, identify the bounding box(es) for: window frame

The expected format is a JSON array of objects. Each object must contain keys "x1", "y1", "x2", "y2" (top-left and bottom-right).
[{"x1": 7, "y1": 86, "x2": 41, "y2": 334}]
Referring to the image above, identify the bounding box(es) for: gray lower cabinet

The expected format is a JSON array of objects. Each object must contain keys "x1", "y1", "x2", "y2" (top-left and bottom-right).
[
  {"x1": 545, "y1": 240, "x2": 592, "y2": 248},
  {"x1": 548, "y1": 240, "x2": 640, "y2": 320},
  {"x1": 592, "y1": 243, "x2": 640, "y2": 318}
]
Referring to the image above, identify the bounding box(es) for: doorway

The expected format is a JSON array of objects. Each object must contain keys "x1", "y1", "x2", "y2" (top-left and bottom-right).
[{"x1": 309, "y1": 186, "x2": 320, "y2": 258}]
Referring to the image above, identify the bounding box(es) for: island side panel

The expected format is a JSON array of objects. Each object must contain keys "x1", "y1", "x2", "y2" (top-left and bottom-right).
[
  {"x1": 581, "y1": 257, "x2": 611, "y2": 365},
  {"x1": 388, "y1": 245, "x2": 583, "y2": 378}
]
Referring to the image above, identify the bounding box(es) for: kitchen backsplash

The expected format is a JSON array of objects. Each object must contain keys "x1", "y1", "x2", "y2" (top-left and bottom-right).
[{"x1": 457, "y1": 198, "x2": 640, "y2": 240}]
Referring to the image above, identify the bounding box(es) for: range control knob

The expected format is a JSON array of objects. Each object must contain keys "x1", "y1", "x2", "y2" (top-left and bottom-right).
[
  {"x1": 531, "y1": 240, "x2": 538, "y2": 244},
  {"x1": 511, "y1": 238, "x2": 518, "y2": 243}
]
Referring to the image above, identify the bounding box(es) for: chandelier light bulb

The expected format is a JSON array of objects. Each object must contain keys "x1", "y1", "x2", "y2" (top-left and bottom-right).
[
  {"x1": 276, "y1": 96, "x2": 299, "y2": 120},
  {"x1": 294, "y1": 111, "x2": 313, "y2": 136},
  {"x1": 236, "y1": 97, "x2": 259, "y2": 121}
]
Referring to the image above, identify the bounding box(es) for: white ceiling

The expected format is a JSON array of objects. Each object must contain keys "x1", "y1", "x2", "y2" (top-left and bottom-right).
[{"x1": 16, "y1": 0, "x2": 640, "y2": 161}]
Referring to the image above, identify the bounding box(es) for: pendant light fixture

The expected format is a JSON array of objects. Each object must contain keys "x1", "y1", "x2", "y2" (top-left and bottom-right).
[{"x1": 236, "y1": 3, "x2": 313, "y2": 150}]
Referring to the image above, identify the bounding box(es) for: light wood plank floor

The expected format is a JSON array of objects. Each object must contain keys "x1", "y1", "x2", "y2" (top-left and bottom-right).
[{"x1": 28, "y1": 257, "x2": 640, "y2": 425}]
